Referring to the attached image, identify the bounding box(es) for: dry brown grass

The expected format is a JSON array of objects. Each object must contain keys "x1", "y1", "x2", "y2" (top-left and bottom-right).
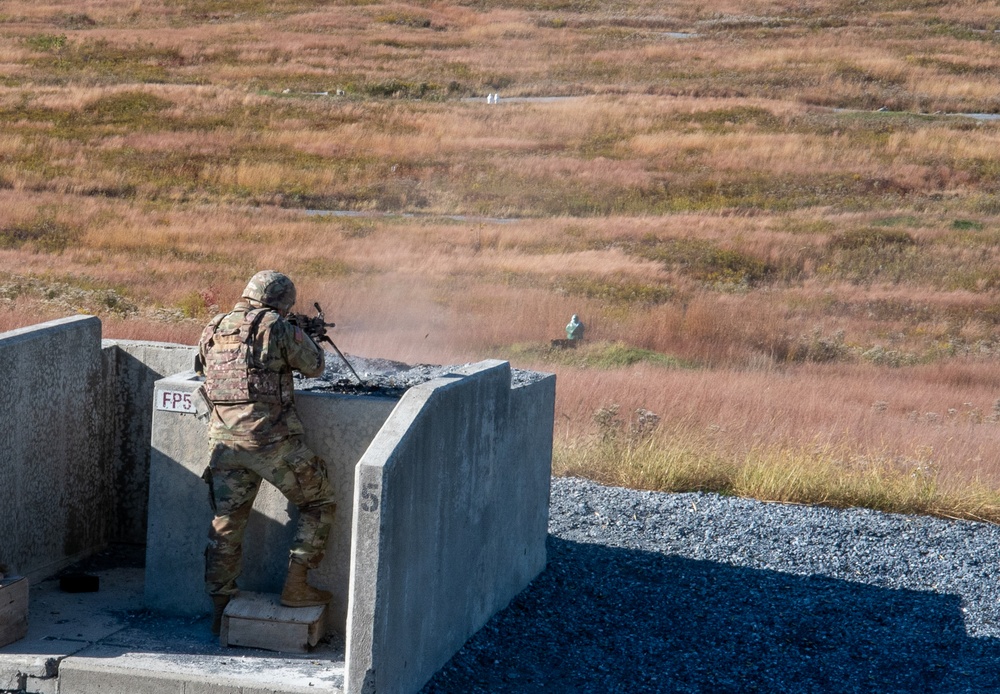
[
  {"x1": 549, "y1": 360, "x2": 1000, "y2": 480},
  {"x1": 5, "y1": 0, "x2": 1000, "y2": 515}
]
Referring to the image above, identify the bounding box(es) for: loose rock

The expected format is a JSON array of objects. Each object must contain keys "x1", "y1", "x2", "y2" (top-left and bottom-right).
[
  {"x1": 297, "y1": 355, "x2": 547, "y2": 396},
  {"x1": 423, "y1": 477, "x2": 1000, "y2": 692}
]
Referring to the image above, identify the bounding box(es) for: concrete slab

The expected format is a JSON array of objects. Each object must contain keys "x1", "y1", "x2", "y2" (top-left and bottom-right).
[
  {"x1": 0, "y1": 551, "x2": 344, "y2": 694},
  {"x1": 58, "y1": 652, "x2": 341, "y2": 694}
]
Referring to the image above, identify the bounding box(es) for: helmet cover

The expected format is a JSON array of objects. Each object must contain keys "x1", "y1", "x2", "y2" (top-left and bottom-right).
[{"x1": 242, "y1": 270, "x2": 297, "y2": 312}]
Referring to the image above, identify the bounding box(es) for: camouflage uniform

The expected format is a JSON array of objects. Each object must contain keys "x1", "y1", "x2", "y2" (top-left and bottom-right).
[
  {"x1": 204, "y1": 438, "x2": 333, "y2": 596},
  {"x1": 198, "y1": 274, "x2": 334, "y2": 599}
]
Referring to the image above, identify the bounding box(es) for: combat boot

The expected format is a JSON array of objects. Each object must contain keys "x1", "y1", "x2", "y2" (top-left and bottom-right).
[
  {"x1": 210, "y1": 594, "x2": 231, "y2": 635},
  {"x1": 280, "y1": 560, "x2": 332, "y2": 607}
]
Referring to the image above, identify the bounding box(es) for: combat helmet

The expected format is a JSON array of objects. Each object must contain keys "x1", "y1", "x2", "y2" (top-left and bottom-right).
[{"x1": 242, "y1": 270, "x2": 297, "y2": 312}]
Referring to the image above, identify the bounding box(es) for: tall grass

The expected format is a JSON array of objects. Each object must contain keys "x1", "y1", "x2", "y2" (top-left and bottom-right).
[
  {"x1": 556, "y1": 432, "x2": 1000, "y2": 522},
  {"x1": 4, "y1": 0, "x2": 1000, "y2": 519}
]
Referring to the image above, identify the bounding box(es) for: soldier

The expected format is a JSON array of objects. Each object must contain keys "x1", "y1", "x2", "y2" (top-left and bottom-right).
[
  {"x1": 197, "y1": 270, "x2": 336, "y2": 634},
  {"x1": 566, "y1": 313, "x2": 585, "y2": 341}
]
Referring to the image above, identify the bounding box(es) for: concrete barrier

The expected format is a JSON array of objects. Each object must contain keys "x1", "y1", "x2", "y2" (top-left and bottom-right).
[
  {"x1": 102, "y1": 340, "x2": 197, "y2": 544},
  {"x1": 0, "y1": 319, "x2": 214, "y2": 580},
  {"x1": 0, "y1": 317, "x2": 115, "y2": 581},
  {"x1": 2, "y1": 313, "x2": 555, "y2": 693},
  {"x1": 145, "y1": 373, "x2": 398, "y2": 629},
  {"x1": 345, "y1": 360, "x2": 555, "y2": 694},
  {"x1": 147, "y1": 360, "x2": 556, "y2": 694}
]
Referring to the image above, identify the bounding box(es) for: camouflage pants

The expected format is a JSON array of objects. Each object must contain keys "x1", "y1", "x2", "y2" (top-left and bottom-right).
[{"x1": 204, "y1": 436, "x2": 336, "y2": 597}]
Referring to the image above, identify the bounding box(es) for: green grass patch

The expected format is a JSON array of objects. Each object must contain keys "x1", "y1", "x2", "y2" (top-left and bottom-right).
[
  {"x1": 333, "y1": 218, "x2": 378, "y2": 238},
  {"x1": 0, "y1": 215, "x2": 80, "y2": 252},
  {"x1": 508, "y1": 340, "x2": 691, "y2": 369},
  {"x1": 0, "y1": 92, "x2": 176, "y2": 142},
  {"x1": 871, "y1": 215, "x2": 922, "y2": 228},
  {"x1": 951, "y1": 218, "x2": 984, "y2": 231},
  {"x1": 24, "y1": 33, "x2": 68, "y2": 52},
  {"x1": 0, "y1": 273, "x2": 139, "y2": 316},
  {"x1": 553, "y1": 274, "x2": 673, "y2": 305},
  {"x1": 578, "y1": 128, "x2": 625, "y2": 158},
  {"x1": 53, "y1": 13, "x2": 97, "y2": 29},
  {"x1": 354, "y1": 79, "x2": 452, "y2": 100},
  {"x1": 677, "y1": 106, "x2": 785, "y2": 132},
  {"x1": 375, "y1": 11, "x2": 432, "y2": 28},
  {"x1": 820, "y1": 228, "x2": 923, "y2": 284},
  {"x1": 460, "y1": 165, "x2": 679, "y2": 217},
  {"x1": 958, "y1": 158, "x2": 1000, "y2": 189},
  {"x1": 829, "y1": 227, "x2": 916, "y2": 251},
  {"x1": 458, "y1": 0, "x2": 602, "y2": 11},
  {"x1": 176, "y1": 290, "x2": 213, "y2": 318},
  {"x1": 661, "y1": 172, "x2": 907, "y2": 214},
  {"x1": 627, "y1": 237, "x2": 775, "y2": 287},
  {"x1": 819, "y1": 246, "x2": 923, "y2": 284},
  {"x1": 81, "y1": 91, "x2": 173, "y2": 126},
  {"x1": 32, "y1": 38, "x2": 183, "y2": 84},
  {"x1": 774, "y1": 218, "x2": 836, "y2": 235},
  {"x1": 184, "y1": 98, "x2": 362, "y2": 133},
  {"x1": 295, "y1": 257, "x2": 353, "y2": 277},
  {"x1": 163, "y1": 0, "x2": 322, "y2": 21},
  {"x1": 830, "y1": 61, "x2": 907, "y2": 89},
  {"x1": 88, "y1": 143, "x2": 341, "y2": 199}
]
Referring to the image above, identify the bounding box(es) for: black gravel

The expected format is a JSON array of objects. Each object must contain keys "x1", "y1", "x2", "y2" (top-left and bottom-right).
[
  {"x1": 297, "y1": 356, "x2": 547, "y2": 396},
  {"x1": 422, "y1": 476, "x2": 1000, "y2": 693}
]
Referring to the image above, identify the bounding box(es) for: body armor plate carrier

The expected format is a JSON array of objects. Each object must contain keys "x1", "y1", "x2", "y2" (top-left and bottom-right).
[{"x1": 202, "y1": 308, "x2": 294, "y2": 405}]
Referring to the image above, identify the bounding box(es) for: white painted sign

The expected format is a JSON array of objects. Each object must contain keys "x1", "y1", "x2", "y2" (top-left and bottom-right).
[{"x1": 157, "y1": 389, "x2": 195, "y2": 414}]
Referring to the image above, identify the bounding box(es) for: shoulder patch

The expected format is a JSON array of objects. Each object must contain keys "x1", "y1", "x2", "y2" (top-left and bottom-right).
[{"x1": 293, "y1": 326, "x2": 305, "y2": 343}]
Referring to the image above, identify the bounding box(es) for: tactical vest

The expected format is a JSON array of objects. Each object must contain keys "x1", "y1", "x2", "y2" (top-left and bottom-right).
[{"x1": 201, "y1": 308, "x2": 294, "y2": 405}]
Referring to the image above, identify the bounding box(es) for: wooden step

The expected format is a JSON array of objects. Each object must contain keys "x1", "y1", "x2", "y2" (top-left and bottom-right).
[
  {"x1": 0, "y1": 577, "x2": 28, "y2": 648},
  {"x1": 220, "y1": 592, "x2": 328, "y2": 654}
]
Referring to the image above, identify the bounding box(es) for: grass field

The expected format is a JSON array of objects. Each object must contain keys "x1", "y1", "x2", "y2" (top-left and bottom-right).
[{"x1": 5, "y1": 0, "x2": 1000, "y2": 519}]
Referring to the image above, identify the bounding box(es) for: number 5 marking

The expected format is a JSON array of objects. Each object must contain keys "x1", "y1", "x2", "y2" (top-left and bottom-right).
[{"x1": 360, "y1": 479, "x2": 380, "y2": 512}]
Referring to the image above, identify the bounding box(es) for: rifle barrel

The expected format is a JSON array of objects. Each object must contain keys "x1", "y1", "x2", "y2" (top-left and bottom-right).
[{"x1": 320, "y1": 336, "x2": 364, "y2": 385}]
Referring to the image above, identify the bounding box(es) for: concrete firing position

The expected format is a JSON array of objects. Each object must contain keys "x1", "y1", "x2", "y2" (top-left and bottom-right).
[
  {"x1": 148, "y1": 359, "x2": 554, "y2": 694},
  {"x1": 347, "y1": 360, "x2": 555, "y2": 694},
  {"x1": 146, "y1": 373, "x2": 398, "y2": 629},
  {"x1": 2, "y1": 312, "x2": 555, "y2": 694}
]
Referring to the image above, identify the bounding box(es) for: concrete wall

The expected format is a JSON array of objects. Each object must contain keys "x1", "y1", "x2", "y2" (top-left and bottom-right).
[
  {"x1": 0, "y1": 317, "x2": 212, "y2": 581},
  {"x1": 0, "y1": 317, "x2": 116, "y2": 581},
  {"x1": 145, "y1": 373, "x2": 398, "y2": 630},
  {"x1": 2, "y1": 315, "x2": 556, "y2": 694},
  {"x1": 102, "y1": 340, "x2": 197, "y2": 544},
  {"x1": 345, "y1": 360, "x2": 555, "y2": 694}
]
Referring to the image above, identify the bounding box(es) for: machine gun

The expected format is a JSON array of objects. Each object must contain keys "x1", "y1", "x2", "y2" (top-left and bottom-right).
[{"x1": 290, "y1": 303, "x2": 364, "y2": 385}]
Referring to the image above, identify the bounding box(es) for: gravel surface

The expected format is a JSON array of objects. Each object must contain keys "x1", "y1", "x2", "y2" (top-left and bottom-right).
[
  {"x1": 297, "y1": 356, "x2": 546, "y2": 396},
  {"x1": 422, "y1": 477, "x2": 1000, "y2": 693}
]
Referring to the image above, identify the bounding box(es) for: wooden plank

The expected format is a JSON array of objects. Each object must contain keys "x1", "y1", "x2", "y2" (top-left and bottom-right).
[
  {"x1": 0, "y1": 619, "x2": 27, "y2": 649},
  {"x1": 0, "y1": 577, "x2": 28, "y2": 648},
  {"x1": 225, "y1": 592, "x2": 325, "y2": 623}
]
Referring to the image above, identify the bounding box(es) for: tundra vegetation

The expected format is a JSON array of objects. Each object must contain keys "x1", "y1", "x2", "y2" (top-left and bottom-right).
[{"x1": 4, "y1": 0, "x2": 1000, "y2": 519}]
